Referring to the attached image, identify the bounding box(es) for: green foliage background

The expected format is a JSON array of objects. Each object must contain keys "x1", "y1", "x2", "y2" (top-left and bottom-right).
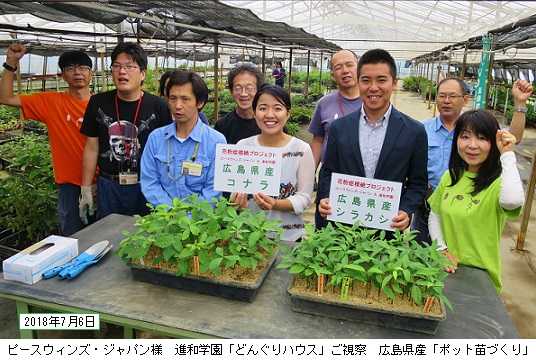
[{"x1": 0, "y1": 132, "x2": 58, "y2": 244}]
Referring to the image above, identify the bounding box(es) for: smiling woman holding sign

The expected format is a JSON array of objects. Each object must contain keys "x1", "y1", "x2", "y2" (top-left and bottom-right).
[{"x1": 231, "y1": 85, "x2": 315, "y2": 242}]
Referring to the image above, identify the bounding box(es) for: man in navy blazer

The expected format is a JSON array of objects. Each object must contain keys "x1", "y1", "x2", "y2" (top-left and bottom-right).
[{"x1": 318, "y1": 49, "x2": 428, "y2": 231}]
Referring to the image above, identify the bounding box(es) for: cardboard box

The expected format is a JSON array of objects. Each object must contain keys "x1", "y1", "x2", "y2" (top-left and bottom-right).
[{"x1": 2, "y1": 235, "x2": 78, "y2": 284}]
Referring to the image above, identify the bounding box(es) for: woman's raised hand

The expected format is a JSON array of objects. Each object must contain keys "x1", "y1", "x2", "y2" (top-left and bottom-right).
[{"x1": 496, "y1": 130, "x2": 516, "y2": 154}]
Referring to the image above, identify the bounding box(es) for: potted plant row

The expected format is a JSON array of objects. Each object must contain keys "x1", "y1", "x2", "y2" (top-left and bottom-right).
[
  {"x1": 0, "y1": 133, "x2": 58, "y2": 267},
  {"x1": 118, "y1": 195, "x2": 282, "y2": 302},
  {"x1": 278, "y1": 223, "x2": 451, "y2": 334}
]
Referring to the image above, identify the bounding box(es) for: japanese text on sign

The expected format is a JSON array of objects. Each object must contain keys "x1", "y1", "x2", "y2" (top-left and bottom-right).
[
  {"x1": 327, "y1": 173, "x2": 402, "y2": 231},
  {"x1": 214, "y1": 144, "x2": 282, "y2": 196}
]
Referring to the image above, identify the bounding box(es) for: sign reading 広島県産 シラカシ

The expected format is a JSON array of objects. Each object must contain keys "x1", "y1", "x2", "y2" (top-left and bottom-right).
[
  {"x1": 328, "y1": 173, "x2": 402, "y2": 231},
  {"x1": 214, "y1": 144, "x2": 282, "y2": 196}
]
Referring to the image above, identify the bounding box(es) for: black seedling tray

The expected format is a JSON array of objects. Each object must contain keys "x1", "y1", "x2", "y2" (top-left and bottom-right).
[
  {"x1": 288, "y1": 282, "x2": 446, "y2": 335},
  {"x1": 130, "y1": 252, "x2": 278, "y2": 302}
]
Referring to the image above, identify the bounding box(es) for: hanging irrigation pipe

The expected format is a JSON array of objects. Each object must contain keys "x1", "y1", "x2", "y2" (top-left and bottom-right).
[
  {"x1": 0, "y1": 33, "x2": 262, "y2": 60},
  {"x1": 498, "y1": 38, "x2": 536, "y2": 53},
  {"x1": 0, "y1": 30, "x2": 106, "y2": 46},
  {"x1": 0, "y1": 28, "x2": 333, "y2": 59},
  {"x1": 0, "y1": 17, "x2": 337, "y2": 55},
  {"x1": 298, "y1": 38, "x2": 458, "y2": 44},
  {"x1": 0, "y1": 23, "x2": 117, "y2": 38}
]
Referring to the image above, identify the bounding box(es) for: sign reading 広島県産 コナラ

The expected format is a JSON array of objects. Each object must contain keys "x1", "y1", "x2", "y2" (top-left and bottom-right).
[{"x1": 214, "y1": 144, "x2": 282, "y2": 196}]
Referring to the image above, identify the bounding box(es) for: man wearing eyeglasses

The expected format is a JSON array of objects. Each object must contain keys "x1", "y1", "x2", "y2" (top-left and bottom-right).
[
  {"x1": 214, "y1": 63, "x2": 263, "y2": 144},
  {"x1": 80, "y1": 42, "x2": 171, "y2": 220},
  {"x1": 0, "y1": 43, "x2": 93, "y2": 236},
  {"x1": 308, "y1": 49, "x2": 362, "y2": 229},
  {"x1": 141, "y1": 70, "x2": 226, "y2": 206},
  {"x1": 412, "y1": 77, "x2": 533, "y2": 244}
]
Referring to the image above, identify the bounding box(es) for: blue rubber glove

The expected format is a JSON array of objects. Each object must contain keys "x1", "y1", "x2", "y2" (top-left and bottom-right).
[{"x1": 42, "y1": 252, "x2": 94, "y2": 279}]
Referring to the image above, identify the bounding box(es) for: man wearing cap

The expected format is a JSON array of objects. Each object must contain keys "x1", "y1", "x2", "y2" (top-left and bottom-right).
[
  {"x1": 80, "y1": 42, "x2": 171, "y2": 219},
  {"x1": 0, "y1": 43, "x2": 93, "y2": 235}
]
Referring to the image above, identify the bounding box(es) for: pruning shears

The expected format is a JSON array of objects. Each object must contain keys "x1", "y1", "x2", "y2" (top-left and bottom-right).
[{"x1": 42, "y1": 241, "x2": 112, "y2": 280}]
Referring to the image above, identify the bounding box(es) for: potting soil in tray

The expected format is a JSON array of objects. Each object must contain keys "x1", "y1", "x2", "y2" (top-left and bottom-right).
[
  {"x1": 129, "y1": 249, "x2": 278, "y2": 302},
  {"x1": 288, "y1": 276, "x2": 446, "y2": 335}
]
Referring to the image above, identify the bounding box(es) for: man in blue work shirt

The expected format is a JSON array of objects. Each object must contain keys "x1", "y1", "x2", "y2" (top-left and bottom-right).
[
  {"x1": 412, "y1": 77, "x2": 532, "y2": 244},
  {"x1": 141, "y1": 71, "x2": 226, "y2": 206}
]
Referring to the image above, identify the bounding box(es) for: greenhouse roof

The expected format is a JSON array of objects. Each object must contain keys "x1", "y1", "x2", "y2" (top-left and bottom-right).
[
  {"x1": 412, "y1": 12, "x2": 536, "y2": 62},
  {"x1": 3, "y1": 1, "x2": 536, "y2": 61},
  {"x1": 0, "y1": 1, "x2": 340, "y2": 51},
  {"x1": 223, "y1": 1, "x2": 536, "y2": 59}
]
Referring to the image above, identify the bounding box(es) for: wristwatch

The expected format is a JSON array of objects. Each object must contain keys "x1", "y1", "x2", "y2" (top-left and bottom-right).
[
  {"x1": 2, "y1": 62, "x2": 17, "y2": 72},
  {"x1": 515, "y1": 106, "x2": 528, "y2": 113}
]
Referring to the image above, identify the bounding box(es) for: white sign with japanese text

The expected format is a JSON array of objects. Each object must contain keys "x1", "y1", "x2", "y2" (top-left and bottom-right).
[
  {"x1": 327, "y1": 173, "x2": 402, "y2": 231},
  {"x1": 214, "y1": 144, "x2": 282, "y2": 196}
]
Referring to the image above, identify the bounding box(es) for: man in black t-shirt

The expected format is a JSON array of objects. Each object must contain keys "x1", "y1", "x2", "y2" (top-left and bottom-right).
[
  {"x1": 80, "y1": 42, "x2": 171, "y2": 219},
  {"x1": 214, "y1": 63, "x2": 263, "y2": 144}
]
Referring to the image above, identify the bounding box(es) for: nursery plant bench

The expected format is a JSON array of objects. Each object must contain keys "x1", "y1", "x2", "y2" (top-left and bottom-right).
[{"x1": 0, "y1": 214, "x2": 519, "y2": 339}]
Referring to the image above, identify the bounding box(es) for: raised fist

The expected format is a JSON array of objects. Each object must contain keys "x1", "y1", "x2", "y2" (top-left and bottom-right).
[
  {"x1": 496, "y1": 129, "x2": 516, "y2": 154},
  {"x1": 6, "y1": 43, "x2": 26, "y2": 65},
  {"x1": 512, "y1": 79, "x2": 533, "y2": 105}
]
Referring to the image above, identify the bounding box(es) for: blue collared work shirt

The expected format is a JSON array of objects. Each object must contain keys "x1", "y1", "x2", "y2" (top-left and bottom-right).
[
  {"x1": 423, "y1": 116, "x2": 454, "y2": 189},
  {"x1": 141, "y1": 118, "x2": 227, "y2": 207}
]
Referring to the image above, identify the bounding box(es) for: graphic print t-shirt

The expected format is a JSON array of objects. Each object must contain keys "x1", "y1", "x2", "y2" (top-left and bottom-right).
[
  {"x1": 214, "y1": 110, "x2": 261, "y2": 144},
  {"x1": 80, "y1": 90, "x2": 171, "y2": 176}
]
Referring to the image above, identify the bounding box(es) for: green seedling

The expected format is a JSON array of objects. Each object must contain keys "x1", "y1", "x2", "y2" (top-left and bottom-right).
[
  {"x1": 280, "y1": 222, "x2": 452, "y2": 313},
  {"x1": 118, "y1": 195, "x2": 282, "y2": 279},
  {"x1": 0, "y1": 133, "x2": 57, "y2": 242}
]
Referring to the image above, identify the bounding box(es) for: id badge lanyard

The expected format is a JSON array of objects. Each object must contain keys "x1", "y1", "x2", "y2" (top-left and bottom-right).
[
  {"x1": 115, "y1": 93, "x2": 143, "y2": 173},
  {"x1": 166, "y1": 140, "x2": 200, "y2": 180}
]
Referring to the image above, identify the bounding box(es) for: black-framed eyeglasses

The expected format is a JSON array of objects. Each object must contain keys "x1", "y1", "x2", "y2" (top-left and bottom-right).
[
  {"x1": 232, "y1": 85, "x2": 257, "y2": 94},
  {"x1": 63, "y1": 65, "x2": 91, "y2": 73},
  {"x1": 111, "y1": 63, "x2": 140, "y2": 72}
]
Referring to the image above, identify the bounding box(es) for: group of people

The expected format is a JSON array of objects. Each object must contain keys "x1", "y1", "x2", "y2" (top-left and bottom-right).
[
  {"x1": 312, "y1": 49, "x2": 531, "y2": 293},
  {"x1": 0, "y1": 42, "x2": 532, "y2": 292}
]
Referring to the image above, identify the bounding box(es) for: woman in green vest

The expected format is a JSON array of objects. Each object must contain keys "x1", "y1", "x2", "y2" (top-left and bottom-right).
[{"x1": 428, "y1": 109, "x2": 524, "y2": 293}]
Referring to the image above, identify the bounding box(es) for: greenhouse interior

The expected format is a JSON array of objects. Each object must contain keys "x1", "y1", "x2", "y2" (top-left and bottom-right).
[{"x1": 0, "y1": 0, "x2": 536, "y2": 344}]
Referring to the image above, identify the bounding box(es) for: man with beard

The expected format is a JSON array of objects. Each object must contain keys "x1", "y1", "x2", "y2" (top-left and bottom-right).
[{"x1": 80, "y1": 42, "x2": 171, "y2": 219}]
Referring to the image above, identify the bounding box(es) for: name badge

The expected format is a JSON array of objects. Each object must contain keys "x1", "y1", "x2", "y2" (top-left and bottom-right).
[
  {"x1": 119, "y1": 172, "x2": 138, "y2": 185},
  {"x1": 182, "y1": 161, "x2": 203, "y2": 177}
]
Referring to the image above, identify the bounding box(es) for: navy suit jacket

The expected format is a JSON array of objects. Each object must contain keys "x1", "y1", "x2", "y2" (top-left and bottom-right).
[{"x1": 318, "y1": 106, "x2": 428, "y2": 217}]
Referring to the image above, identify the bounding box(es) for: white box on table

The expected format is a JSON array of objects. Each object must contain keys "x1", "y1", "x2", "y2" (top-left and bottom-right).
[{"x1": 2, "y1": 235, "x2": 78, "y2": 284}]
